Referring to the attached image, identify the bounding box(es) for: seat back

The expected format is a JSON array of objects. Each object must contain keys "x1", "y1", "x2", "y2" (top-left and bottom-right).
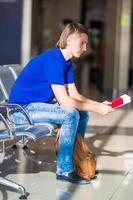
[
  {"x1": 0, "y1": 64, "x2": 22, "y2": 102},
  {"x1": 0, "y1": 65, "x2": 22, "y2": 118},
  {"x1": 3, "y1": 64, "x2": 23, "y2": 79}
]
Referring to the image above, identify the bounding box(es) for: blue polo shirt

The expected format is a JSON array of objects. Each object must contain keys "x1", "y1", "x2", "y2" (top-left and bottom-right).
[{"x1": 9, "y1": 47, "x2": 74, "y2": 105}]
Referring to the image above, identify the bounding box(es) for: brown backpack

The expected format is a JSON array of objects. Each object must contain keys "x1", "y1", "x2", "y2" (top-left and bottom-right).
[{"x1": 54, "y1": 131, "x2": 97, "y2": 180}]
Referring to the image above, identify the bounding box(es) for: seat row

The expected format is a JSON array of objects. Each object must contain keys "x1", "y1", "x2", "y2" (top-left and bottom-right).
[{"x1": 0, "y1": 64, "x2": 57, "y2": 199}]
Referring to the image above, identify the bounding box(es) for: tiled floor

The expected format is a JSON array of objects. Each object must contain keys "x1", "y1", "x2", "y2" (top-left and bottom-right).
[{"x1": 0, "y1": 107, "x2": 133, "y2": 200}]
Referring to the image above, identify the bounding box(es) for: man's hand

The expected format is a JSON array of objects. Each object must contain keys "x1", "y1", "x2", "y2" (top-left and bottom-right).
[
  {"x1": 102, "y1": 101, "x2": 112, "y2": 105},
  {"x1": 96, "y1": 103, "x2": 113, "y2": 115}
]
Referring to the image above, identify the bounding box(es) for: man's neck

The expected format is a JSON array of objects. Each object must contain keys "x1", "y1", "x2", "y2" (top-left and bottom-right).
[{"x1": 60, "y1": 48, "x2": 72, "y2": 61}]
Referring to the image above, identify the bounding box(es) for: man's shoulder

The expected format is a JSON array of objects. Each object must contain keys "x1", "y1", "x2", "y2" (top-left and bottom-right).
[{"x1": 43, "y1": 47, "x2": 59, "y2": 55}]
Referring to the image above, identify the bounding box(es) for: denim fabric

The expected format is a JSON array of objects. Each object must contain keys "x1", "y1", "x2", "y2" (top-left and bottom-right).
[{"x1": 11, "y1": 102, "x2": 89, "y2": 175}]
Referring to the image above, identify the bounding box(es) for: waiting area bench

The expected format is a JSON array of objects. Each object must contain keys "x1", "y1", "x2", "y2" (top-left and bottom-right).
[
  {"x1": 0, "y1": 64, "x2": 57, "y2": 141},
  {"x1": 0, "y1": 64, "x2": 57, "y2": 198}
]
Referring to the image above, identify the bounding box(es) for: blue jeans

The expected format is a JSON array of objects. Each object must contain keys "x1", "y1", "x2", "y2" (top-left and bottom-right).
[{"x1": 11, "y1": 102, "x2": 89, "y2": 175}]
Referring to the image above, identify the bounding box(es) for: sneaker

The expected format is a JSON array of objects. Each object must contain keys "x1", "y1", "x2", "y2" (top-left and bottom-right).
[{"x1": 56, "y1": 172, "x2": 90, "y2": 184}]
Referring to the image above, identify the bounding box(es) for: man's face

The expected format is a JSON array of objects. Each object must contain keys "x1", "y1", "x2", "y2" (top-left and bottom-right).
[{"x1": 67, "y1": 33, "x2": 88, "y2": 58}]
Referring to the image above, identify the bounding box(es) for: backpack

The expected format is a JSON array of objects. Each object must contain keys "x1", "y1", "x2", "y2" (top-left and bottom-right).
[{"x1": 54, "y1": 131, "x2": 97, "y2": 180}]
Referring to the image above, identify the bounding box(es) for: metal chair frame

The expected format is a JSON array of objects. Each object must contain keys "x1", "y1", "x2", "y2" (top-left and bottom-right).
[
  {"x1": 0, "y1": 113, "x2": 28, "y2": 199},
  {"x1": 0, "y1": 64, "x2": 57, "y2": 198}
]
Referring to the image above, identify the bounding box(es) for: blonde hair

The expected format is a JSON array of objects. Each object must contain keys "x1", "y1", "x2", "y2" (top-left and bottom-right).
[{"x1": 56, "y1": 22, "x2": 89, "y2": 49}]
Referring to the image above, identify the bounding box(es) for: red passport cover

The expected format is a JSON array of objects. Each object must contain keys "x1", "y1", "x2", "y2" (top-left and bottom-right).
[{"x1": 111, "y1": 94, "x2": 131, "y2": 109}]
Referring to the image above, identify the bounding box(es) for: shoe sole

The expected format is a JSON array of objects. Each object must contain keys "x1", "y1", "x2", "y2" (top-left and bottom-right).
[{"x1": 56, "y1": 176, "x2": 90, "y2": 185}]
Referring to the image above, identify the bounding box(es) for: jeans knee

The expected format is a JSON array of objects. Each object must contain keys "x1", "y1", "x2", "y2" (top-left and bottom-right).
[{"x1": 64, "y1": 108, "x2": 80, "y2": 124}]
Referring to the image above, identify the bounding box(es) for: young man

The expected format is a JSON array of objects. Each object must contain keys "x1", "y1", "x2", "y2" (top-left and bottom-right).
[{"x1": 9, "y1": 22, "x2": 113, "y2": 184}]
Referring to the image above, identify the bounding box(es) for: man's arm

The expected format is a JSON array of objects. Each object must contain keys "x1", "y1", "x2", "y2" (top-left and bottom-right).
[
  {"x1": 66, "y1": 83, "x2": 112, "y2": 106},
  {"x1": 51, "y1": 84, "x2": 113, "y2": 115},
  {"x1": 66, "y1": 83, "x2": 100, "y2": 104}
]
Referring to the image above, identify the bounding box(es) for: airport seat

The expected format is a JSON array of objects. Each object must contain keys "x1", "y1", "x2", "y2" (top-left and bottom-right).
[
  {"x1": 0, "y1": 64, "x2": 57, "y2": 133},
  {"x1": 0, "y1": 113, "x2": 28, "y2": 199},
  {"x1": 0, "y1": 105, "x2": 56, "y2": 198},
  {"x1": 0, "y1": 64, "x2": 57, "y2": 163}
]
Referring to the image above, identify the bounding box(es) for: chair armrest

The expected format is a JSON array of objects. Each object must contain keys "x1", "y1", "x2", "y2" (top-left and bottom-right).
[
  {"x1": 0, "y1": 113, "x2": 13, "y2": 138},
  {"x1": 0, "y1": 103, "x2": 33, "y2": 126},
  {"x1": 0, "y1": 113, "x2": 11, "y2": 130}
]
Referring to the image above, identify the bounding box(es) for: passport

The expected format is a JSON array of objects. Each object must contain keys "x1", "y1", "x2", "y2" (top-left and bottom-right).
[{"x1": 111, "y1": 94, "x2": 131, "y2": 109}]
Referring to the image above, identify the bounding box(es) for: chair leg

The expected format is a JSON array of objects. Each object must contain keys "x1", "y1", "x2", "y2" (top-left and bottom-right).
[
  {"x1": 0, "y1": 176, "x2": 28, "y2": 199},
  {"x1": 23, "y1": 146, "x2": 56, "y2": 172},
  {"x1": 23, "y1": 146, "x2": 43, "y2": 165}
]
